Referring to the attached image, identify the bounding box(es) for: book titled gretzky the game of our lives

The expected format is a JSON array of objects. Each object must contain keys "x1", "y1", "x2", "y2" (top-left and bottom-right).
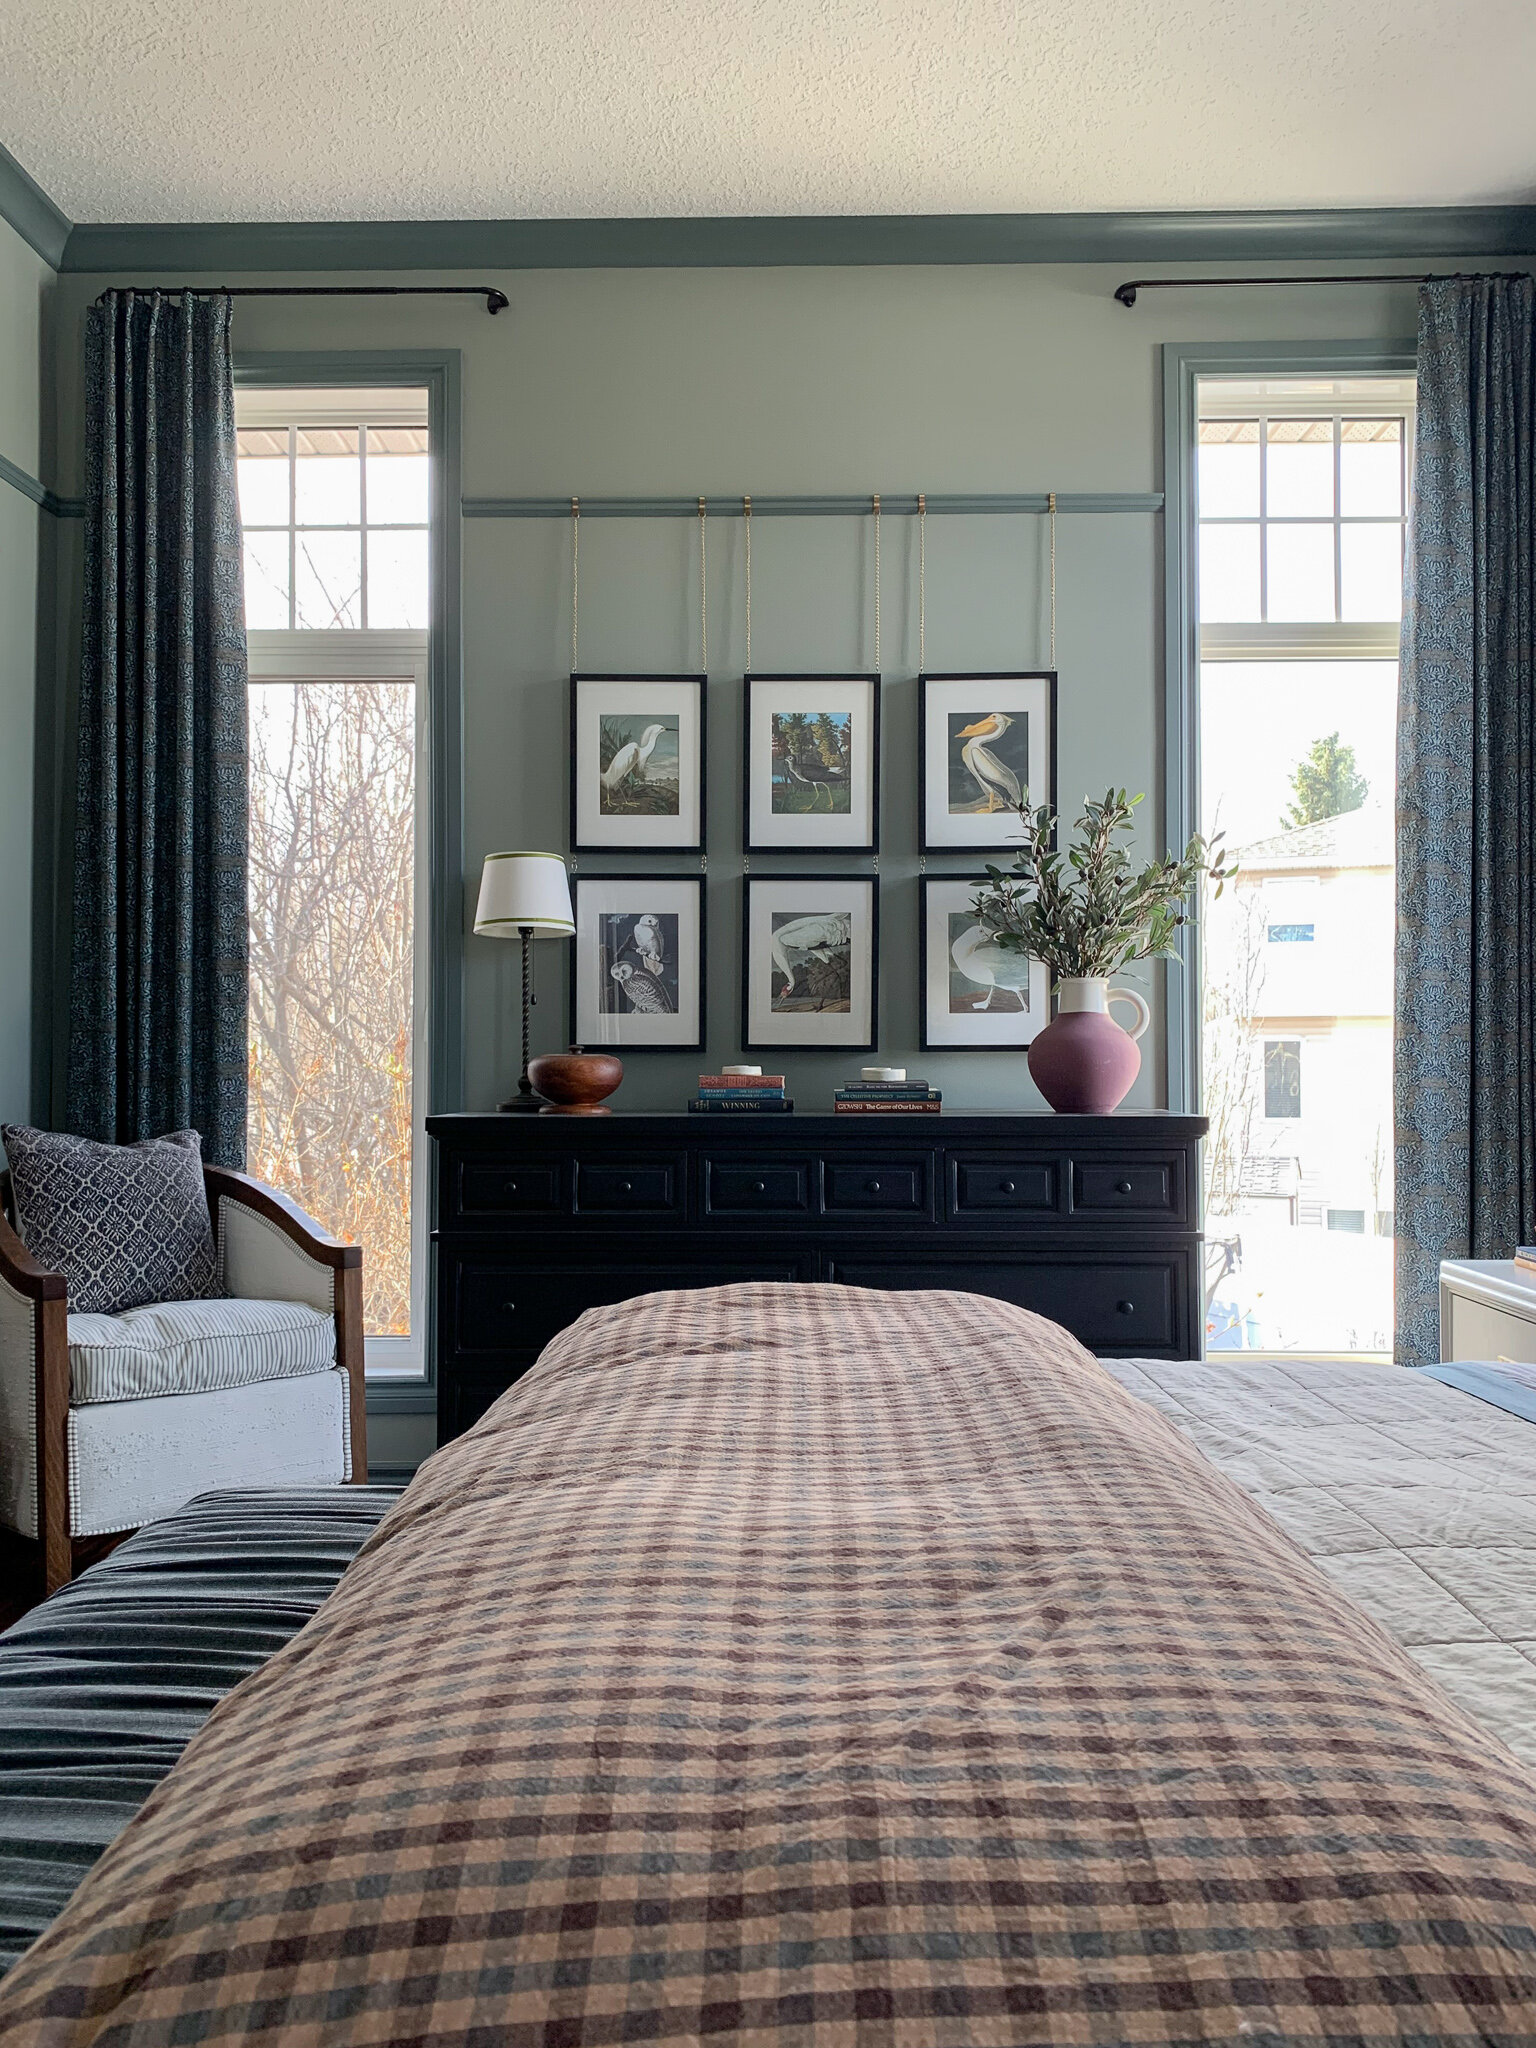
[
  {"x1": 833, "y1": 1067, "x2": 942, "y2": 1114},
  {"x1": 689, "y1": 1067, "x2": 793, "y2": 1112}
]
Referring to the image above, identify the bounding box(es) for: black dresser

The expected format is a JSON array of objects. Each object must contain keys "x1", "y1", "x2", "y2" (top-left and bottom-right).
[{"x1": 427, "y1": 1111, "x2": 1207, "y2": 1442}]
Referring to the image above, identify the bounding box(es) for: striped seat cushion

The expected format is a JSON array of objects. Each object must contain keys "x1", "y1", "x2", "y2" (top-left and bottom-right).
[{"x1": 66, "y1": 1299, "x2": 336, "y2": 1405}]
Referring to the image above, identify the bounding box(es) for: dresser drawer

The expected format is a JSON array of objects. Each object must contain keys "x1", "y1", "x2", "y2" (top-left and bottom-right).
[
  {"x1": 573, "y1": 1159, "x2": 684, "y2": 1216},
  {"x1": 456, "y1": 1160, "x2": 565, "y2": 1217},
  {"x1": 823, "y1": 1247, "x2": 1185, "y2": 1355},
  {"x1": 951, "y1": 1155, "x2": 1061, "y2": 1216},
  {"x1": 1072, "y1": 1154, "x2": 1185, "y2": 1222},
  {"x1": 823, "y1": 1158, "x2": 930, "y2": 1215},
  {"x1": 704, "y1": 1159, "x2": 813, "y2": 1215},
  {"x1": 444, "y1": 1246, "x2": 817, "y2": 1378}
]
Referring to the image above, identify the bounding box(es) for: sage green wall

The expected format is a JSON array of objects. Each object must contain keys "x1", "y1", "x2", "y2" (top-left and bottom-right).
[
  {"x1": 0, "y1": 214, "x2": 49, "y2": 1125},
  {"x1": 50, "y1": 259, "x2": 1466, "y2": 1134},
  {"x1": 45, "y1": 252, "x2": 1526, "y2": 1462}
]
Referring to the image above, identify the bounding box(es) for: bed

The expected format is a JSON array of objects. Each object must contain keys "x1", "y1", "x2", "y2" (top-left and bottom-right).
[
  {"x1": 1102, "y1": 1355, "x2": 1536, "y2": 1769},
  {"x1": 1, "y1": 1284, "x2": 1535, "y2": 2044}
]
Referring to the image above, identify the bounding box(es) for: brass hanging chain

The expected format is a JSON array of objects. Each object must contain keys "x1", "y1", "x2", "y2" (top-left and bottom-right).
[
  {"x1": 1048, "y1": 489, "x2": 1057, "y2": 669},
  {"x1": 570, "y1": 497, "x2": 580, "y2": 671},
  {"x1": 743, "y1": 496, "x2": 752, "y2": 670},
  {"x1": 918, "y1": 492, "x2": 927, "y2": 673},
  {"x1": 699, "y1": 497, "x2": 708, "y2": 672},
  {"x1": 872, "y1": 493, "x2": 881, "y2": 671}
]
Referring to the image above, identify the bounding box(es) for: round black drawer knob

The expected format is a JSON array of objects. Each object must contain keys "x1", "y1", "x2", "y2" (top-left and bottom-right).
[
  {"x1": 1115, "y1": 1179, "x2": 1134, "y2": 1195},
  {"x1": 504, "y1": 1180, "x2": 519, "y2": 1194},
  {"x1": 502, "y1": 1300, "x2": 517, "y2": 1314},
  {"x1": 751, "y1": 1181, "x2": 766, "y2": 1194},
  {"x1": 619, "y1": 1180, "x2": 633, "y2": 1193},
  {"x1": 866, "y1": 1180, "x2": 882, "y2": 1193},
  {"x1": 1116, "y1": 1299, "x2": 1135, "y2": 1315},
  {"x1": 1000, "y1": 1179, "x2": 1016, "y2": 1193}
]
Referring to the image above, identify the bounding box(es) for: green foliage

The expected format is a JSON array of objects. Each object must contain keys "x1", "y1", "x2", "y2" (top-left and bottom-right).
[
  {"x1": 1284, "y1": 732, "x2": 1369, "y2": 830},
  {"x1": 971, "y1": 789, "x2": 1235, "y2": 981}
]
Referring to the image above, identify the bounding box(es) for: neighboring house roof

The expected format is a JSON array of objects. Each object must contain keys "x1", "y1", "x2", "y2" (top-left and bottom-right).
[{"x1": 1236, "y1": 802, "x2": 1393, "y2": 874}]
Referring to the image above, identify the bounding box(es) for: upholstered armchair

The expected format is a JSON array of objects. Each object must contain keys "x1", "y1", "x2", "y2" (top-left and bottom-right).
[{"x1": 0, "y1": 1165, "x2": 366, "y2": 1595}]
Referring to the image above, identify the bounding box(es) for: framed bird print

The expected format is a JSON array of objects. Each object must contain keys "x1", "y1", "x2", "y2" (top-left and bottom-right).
[
  {"x1": 570, "y1": 675, "x2": 706, "y2": 854},
  {"x1": 918, "y1": 672, "x2": 1056, "y2": 853},
  {"x1": 571, "y1": 875, "x2": 705, "y2": 1051},
  {"x1": 920, "y1": 876, "x2": 1047, "y2": 1049},
  {"x1": 742, "y1": 874, "x2": 878, "y2": 1051},
  {"x1": 743, "y1": 674, "x2": 879, "y2": 854}
]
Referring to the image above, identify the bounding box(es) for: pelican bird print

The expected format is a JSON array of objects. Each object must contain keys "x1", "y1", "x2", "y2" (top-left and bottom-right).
[
  {"x1": 609, "y1": 960, "x2": 675, "y2": 1013},
  {"x1": 769, "y1": 911, "x2": 851, "y2": 1008},
  {"x1": 601, "y1": 723, "x2": 667, "y2": 805},
  {"x1": 953, "y1": 712, "x2": 1022, "y2": 814},
  {"x1": 950, "y1": 919, "x2": 1033, "y2": 1011}
]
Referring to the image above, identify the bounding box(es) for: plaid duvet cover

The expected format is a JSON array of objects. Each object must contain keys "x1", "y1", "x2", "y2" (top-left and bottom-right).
[{"x1": 2, "y1": 1283, "x2": 1534, "y2": 2046}]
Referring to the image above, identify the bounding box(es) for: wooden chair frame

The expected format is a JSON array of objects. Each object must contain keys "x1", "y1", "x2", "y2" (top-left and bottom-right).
[{"x1": 0, "y1": 1164, "x2": 367, "y2": 1596}]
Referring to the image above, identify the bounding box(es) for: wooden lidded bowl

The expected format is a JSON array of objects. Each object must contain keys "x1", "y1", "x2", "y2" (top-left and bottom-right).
[{"x1": 528, "y1": 1047, "x2": 624, "y2": 1114}]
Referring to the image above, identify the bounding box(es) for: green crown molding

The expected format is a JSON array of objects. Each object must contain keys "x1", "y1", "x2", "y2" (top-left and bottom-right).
[
  {"x1": 0, "y1": 141, "x2": 71, "y2": 270},
  {"x1": 59, "y1": 204, "x2": 1536, "y2": 275}
]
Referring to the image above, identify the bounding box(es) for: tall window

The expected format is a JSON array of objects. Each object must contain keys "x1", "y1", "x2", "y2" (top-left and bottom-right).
[
  {"x1": 237, "y1": 387, "x2": 430, "y2": 1378},
  {"x1": 1197, "y1": 374, "x2": 1413, "y2": 1357}
]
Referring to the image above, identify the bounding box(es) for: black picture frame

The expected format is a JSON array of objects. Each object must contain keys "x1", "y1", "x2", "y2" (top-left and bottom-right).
[
  {"x1": 742, "y1": 673, "x2": 881, "y2": 856},
  {"x1": 918, "y1": 874, "x2": 1048, "y2": 1051},
  {"x1": 569, "y1": 673, "x2": 708, "y2": 855},
  {"x1": 917, "y1": 670, "x2": 1057, "y2": 854},
  {"x1": 569, "y1": 873, "x2": 707, "y2": 1053},
  {"x1": 741, "y1": 873, "x2": 880, "y2": 1053}
]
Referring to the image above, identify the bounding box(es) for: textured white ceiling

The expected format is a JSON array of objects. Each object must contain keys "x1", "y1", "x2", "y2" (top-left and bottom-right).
[{"x1": 5, "y1": 0, "x2": 1534, "y2": 224}]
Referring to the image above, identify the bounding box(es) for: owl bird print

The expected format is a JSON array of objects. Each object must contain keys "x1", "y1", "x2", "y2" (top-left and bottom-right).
[{"x1": 599, "y1": 911, "x2": 679, "y2": 1014}]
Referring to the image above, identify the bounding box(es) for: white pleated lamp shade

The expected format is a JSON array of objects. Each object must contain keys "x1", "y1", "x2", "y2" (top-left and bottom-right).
[{"x1": 473, "y1": 852, "x2": 574, "y2": 937}]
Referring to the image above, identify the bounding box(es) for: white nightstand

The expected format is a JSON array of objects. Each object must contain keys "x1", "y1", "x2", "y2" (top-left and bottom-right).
[{"x1": 1440, "y1": 1259, "x2": 1536, "y2": 1363}]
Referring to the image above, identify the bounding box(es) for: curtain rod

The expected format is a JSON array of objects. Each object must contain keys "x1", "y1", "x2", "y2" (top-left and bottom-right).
[
  {"x1": 95, "y1": 285, "x2": 509, "y2": 314},
  {"x1": 1114, "y1": 271, "x2": 1529, "y2": 307},
  {"x1": 462, "y1": 492, "x2": 1162, "y2": 518}
]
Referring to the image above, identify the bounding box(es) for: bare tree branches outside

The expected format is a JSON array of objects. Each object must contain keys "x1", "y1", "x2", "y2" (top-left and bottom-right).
[{"x1": 247, "y1": 681, "x2": 416, "y2": 1336}]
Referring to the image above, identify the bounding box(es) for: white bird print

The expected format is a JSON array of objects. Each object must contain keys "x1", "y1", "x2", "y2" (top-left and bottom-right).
[
  {"x1": 950, "y1": 920, "x2": 1033, "y2": 1011},
  {"x1": 954, "y1": 713, "x2": 1022, "y2": 813},
  {"x1": 626, "y1": 914, "x2": 667, "y2": 978},
  {"x1": 769, "y1": 912, "x2": 851, "y2": 1001},
  {"x1": 602, "y1": 723, "x2": 667, "y2": 796},
  {"x1": 609, "y1": 960, "x2": 675, "y2": 1012}
]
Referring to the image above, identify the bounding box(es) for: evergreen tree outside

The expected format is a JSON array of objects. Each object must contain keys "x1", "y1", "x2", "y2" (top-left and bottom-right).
[{"x1": 1284, "y1": 732, "x2": 1370, "y2": 829}]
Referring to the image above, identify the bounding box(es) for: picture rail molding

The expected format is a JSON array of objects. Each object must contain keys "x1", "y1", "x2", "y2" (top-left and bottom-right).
[{"x1": 463, "y1": 493, "x2": 1163, "y2": 519}]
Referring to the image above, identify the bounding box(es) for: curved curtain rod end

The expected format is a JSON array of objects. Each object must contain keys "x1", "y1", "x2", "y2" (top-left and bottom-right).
[
  {"x1": 1114, "y1": 283, "x2": 1139, "y2": 308},
  {"x1": 486, "y1": 289, "x2": 510, "y2": 315}
]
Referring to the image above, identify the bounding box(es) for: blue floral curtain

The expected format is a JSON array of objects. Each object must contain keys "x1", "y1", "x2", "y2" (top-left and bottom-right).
[
  {"x1": 1396, "y1": 275, "x2": 1536, "y2": 1363},
  {"x1": 66, "y1": 290, "x2": 249, "y2": 1166}
]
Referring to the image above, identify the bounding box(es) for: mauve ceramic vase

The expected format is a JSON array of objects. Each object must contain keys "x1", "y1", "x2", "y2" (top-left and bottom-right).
[
  {"x1": 1027, "y1": 977, "x2": 1151, "y2": 1114},
  {"x1": 528, "y1": 1047, "x2": 624, "y2": 1115}
]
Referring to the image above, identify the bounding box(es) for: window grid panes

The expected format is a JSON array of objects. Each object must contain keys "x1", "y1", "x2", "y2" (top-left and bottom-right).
[
  {"x1": 1197, "y1": 373, "x2": 1412, "y2": 1360},
  {"x1": 237, "y1": 425, "x2": 429, "y2": 631},
  {"x1": 1197, "y1": 417, "x2": 1407, "y2": 625}
]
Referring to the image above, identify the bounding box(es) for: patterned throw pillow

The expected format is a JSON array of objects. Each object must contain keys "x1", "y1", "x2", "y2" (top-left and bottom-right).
[{"x1": 1, "y1": 1126, "x2": 219, "y2": 1315}]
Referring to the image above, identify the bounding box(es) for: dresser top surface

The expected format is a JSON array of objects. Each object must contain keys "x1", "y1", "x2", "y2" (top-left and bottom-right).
[{"x1": 428, "y1": 1111, "x2": 1208, "y2": 1142}]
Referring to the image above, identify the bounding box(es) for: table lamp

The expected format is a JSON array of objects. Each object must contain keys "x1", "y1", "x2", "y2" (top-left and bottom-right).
[{"x1": 474, "y1": 852, "x2": 575, "y2": 1111}]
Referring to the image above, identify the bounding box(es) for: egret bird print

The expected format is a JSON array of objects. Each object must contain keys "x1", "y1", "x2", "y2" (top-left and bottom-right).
[{"x1": 598, "y1": 715, "x2": 681, "y2": 816}]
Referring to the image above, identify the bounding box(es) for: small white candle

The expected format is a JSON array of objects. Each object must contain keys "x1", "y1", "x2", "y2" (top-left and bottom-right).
[
  {"x1": 862, "y1": 1067, "x2": 905, "y2": 1081},
  {"x1": 722, "y1": 1065, "x2": 762, "y2": 1076}
]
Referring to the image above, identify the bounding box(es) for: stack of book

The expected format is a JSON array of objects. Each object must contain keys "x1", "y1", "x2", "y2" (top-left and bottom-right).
[
  {"x1": 833, "y1": 1077, "x2": 942, "y2": 1114},
  {"x1": 1515, "y1": 1246, "x2": 1536, "y2": 1274},
  {"x1": 688, "y1": 1072, "x2": 793, "y2": 1113}
]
